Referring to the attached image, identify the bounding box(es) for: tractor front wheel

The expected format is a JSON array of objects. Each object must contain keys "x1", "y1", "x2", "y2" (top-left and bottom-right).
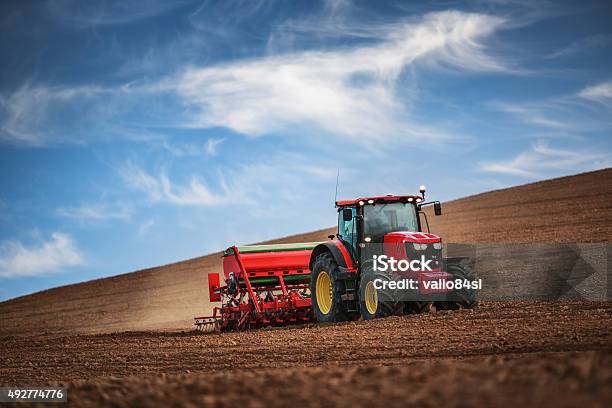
[{"x1": 359, "y1": 268, "x2": 403, "y2": 320}]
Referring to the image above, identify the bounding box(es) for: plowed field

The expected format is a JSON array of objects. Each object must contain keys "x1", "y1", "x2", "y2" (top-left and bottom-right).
[{"x1": 1, "y1": 169, "x2": 611, "y2": 407}]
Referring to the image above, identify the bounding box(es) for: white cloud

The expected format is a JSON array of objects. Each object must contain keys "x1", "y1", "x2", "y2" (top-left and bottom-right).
[
  {"x1": 578, "y1": 80, "x2": 612, "y2": 103},
  {"x1": 491, "y1": 81, "x2": 612, "y2": 133},
  {"x1": 57, "y1": 202, "x2": 132, "y2": 221},
  {"x1": 546, "y1": 34, "x2": 612, "y2": 59},
  {"x1": 159, "y1": 141, "x2": 195, "y2": 157},
  {"x1": 266, "y1": 0, "x2": 389, "y2": 51},
  {"x1": 479, "y1": 141, "x2": 610, "y2": 178},
  {"x1": 0, "y1": 233, "x2": 84, "y2": 278},
  {"x1": 188, "y1": 0, "x2": 273, "y2": 37},
  {"x1": 0, "y1": 83, "x2": 109, "y2": 146},
  {"x1": 205, "y1": 138, "x2": 224, "y2": 155},
  {"x1": 175, "y1": 11, "x2": 507, "y2": 146},
  {"x1": 137, "y1": 219, "x2": 156, "y2": 237},
  {"x1": 119, "y1": 162, "x2": 244, "y2": 206},
  {"x1": 493, "y1": 102, "x2": 571, "y2": 130},
  {"x1": 159, "y1": 137, "x2": 224, "y2": 157},
  {"x1": 119, "y1": 152, "x2": 340, "y2": 209},
  {"x1": 1, "y1": 11, "x2": 509, "y2": 149}
]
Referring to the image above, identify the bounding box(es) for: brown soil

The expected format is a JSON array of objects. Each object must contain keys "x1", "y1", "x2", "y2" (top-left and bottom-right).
[
  {"x1": 0, "y1": 169, "x2": 611, "y2": 407},
  {"x1": 1, "y1": 302, "x2": 611, "y2": 406},
  {"x1": 66, "y1": 351, "x2": 612, "y2": 408}
]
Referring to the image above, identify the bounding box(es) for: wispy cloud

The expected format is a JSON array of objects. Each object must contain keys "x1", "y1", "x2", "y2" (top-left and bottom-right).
[
  {"x1": 176, "y1": 11, "x2": 508, "y2": 147},
  {"x1": 188, "y1": 0, "x2": 273, "y2": 37},
  {"x1": 205, "y1": 138, "x2": 224, "y2": 155},
  {"x1": 119, "y1": 151, "x2": 340, "y2": 211},
  {"x1": 493, "y1": 102, "x2": 571, "y2": 130},
  {"x1": 119, "y1": 162, "x2": 243, "y2": 206},
  {"x1": 158, "y1": 137, "x2": 225, "y2": 157},
  {"x1": 578, "y1": 80, "x2": 612, "y2": 104},
  {"x1": 491, "y1": 80, "x2": 612, "y2": 133},
  {"x1": 137, "y1": 219, "x2": 156, "y2": 237},
  {"x1": 1, "y1": 10, "x2": 510, "y2": 149},
  {"x1": 57, "y1": 202, "x2": 132, "y2": 221},
  {"x1": 0, "y1": 233, "x2": 84, "y2": 278},
  {"x1": 266, "y1": 0, "x2": 389, "y2": 51},
  {"x1": 0, "y1": 83, "x2": 109, "y2": 146},
  {"x1": 546, "y1": 34, "x2": 612, "y2": 59},
  {"x1": 479, "y1": 141, "x2": 610, "y2": 178}
]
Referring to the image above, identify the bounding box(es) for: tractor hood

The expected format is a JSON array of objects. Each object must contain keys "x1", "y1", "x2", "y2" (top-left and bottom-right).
[{"x1": 384, "y1": 231, "x2": 441, "y2": 244}]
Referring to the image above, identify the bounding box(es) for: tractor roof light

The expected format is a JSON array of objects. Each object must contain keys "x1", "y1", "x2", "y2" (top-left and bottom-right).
[
  {"x1": 415, "y1": 197, "x2": 422, "y2": 203},
  {"x1": 419, "y1": 185, "x2": 426, "y2": 200},
  {"x1": 407, "y1": 197, "x2": 414, "y2": 202},
  {"x1": 364, "y1": 236, "x2": 372, "y2": 243},
  {"x1": 367, "y1": 199, "x2": 374, "y2": 204}
]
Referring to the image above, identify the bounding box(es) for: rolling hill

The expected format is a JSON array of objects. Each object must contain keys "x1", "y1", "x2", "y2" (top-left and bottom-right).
[{"x1": 1, "y1": 168, "x2": 610, "y2": 337}]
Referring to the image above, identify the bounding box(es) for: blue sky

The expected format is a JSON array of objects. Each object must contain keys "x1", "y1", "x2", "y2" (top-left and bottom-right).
[{"x1": 1, "y1": 0, "x2": 611, "y2": 301}]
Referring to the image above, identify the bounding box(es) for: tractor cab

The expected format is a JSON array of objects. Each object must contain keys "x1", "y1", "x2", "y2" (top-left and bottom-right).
[{"x1": 335, "y1": 187, "x2": 442, "y2": 265}]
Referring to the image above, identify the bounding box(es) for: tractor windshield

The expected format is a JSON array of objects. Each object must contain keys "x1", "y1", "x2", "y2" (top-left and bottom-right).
[{"x1": 363, "y1": 202, "x2": 418, "y2": 241}]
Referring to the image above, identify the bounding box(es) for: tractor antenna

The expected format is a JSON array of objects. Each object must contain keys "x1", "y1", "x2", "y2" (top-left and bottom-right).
[{"x1": 334, "y1": 168, "x2": 340, "y2": 205}]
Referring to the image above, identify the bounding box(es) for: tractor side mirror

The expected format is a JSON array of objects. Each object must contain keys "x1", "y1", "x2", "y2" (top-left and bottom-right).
[
  {"x1": 434, "y1": 202, "x2": 442, "y2": 216},
  {"x1": 342, "y1": 208, "x2": 353, "y2": 221}
]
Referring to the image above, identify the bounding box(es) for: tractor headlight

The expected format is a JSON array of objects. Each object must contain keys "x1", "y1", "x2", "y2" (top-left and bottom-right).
[
  {"x1": 364, "y1": 236, "x2": 372, "y2": 243},
  {"x1": 433, "y1": 242, "x2": 442, "y2": 250},
  {"x1": 412, "y1": 243, "x2": 427, "y2": 250}
]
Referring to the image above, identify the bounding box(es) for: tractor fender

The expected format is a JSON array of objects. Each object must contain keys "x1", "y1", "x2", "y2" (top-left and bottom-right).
[{"x1": 309, "y1": 240, "x2": 355, "y2": 272}]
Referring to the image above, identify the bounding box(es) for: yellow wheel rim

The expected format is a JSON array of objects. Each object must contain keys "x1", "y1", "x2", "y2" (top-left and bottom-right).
[
  {"x1": 316, "y1": 271, "x2": 333, "y2": 315},
  {"x1": 364, "y1": 281, "x2": 378, "y2": 315}
]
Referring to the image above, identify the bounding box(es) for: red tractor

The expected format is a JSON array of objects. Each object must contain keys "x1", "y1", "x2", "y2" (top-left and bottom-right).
[{"x1": 196, "y1": 187, "x2": 477, "y2": 331}]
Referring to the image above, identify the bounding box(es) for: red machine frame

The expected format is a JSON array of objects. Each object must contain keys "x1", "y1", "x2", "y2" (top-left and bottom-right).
[{"x1": 195, "y1": 246, "x2": 314, "y2": 331}]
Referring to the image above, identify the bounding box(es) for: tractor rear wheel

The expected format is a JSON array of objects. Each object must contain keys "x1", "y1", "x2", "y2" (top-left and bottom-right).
[
  {"x1": 435, "y1": 261, "x2": 478, "y2": 310},
  {"x1": 310, "y1": 252, "x2": 351, "y2": 322},
  {"x1": 359, "y1": 267, "x2": 403, "y2": 320}
]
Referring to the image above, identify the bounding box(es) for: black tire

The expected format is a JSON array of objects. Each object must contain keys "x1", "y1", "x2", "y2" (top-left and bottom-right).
[
  {"x1": 435, "y1": 261, "x2": 478, "y2": 310},
  {"x1": 359, "y1": 267, "x2": 403, "y2": 320},
  {"x1": 403, "y1": 301, "x2": 431, "y2": 314},
  {"x1": 310, "y1": 252, "x2": 351, "y2": 322}
]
